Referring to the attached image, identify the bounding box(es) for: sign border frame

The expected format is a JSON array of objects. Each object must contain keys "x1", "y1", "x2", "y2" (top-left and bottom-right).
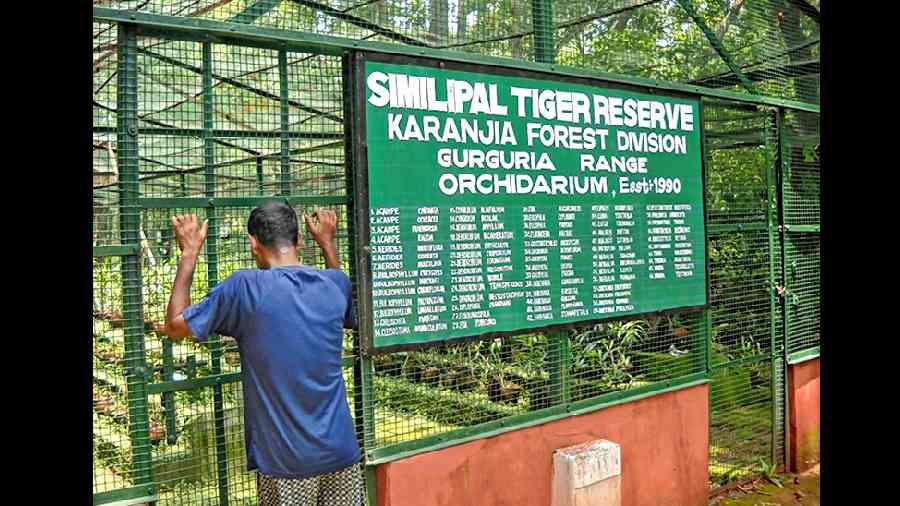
[{"x1": 347, "y1": 50, "x2": 711, "y2": 356}]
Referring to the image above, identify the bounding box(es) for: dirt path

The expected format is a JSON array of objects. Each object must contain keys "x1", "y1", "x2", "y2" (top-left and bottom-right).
[{"x1": 710, "y1": 465, "x2": 820, "y2": 506}]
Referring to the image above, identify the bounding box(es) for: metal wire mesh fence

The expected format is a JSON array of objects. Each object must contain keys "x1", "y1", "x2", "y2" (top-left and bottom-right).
[
  {"x1": 95, "y1": 0, "x2": 819, "y2": 104},
  {"x1": 783, "y1": 109, "x2": 819, "y2": 356},
  {"x1": 94, "y1": 21, "x2": 123, "y2": 247},
  {"x1": 93, "y1": 26, "x2": 354, "y2": 503},
  {"x1": 93, "y1": 2, "x2": 819, "y2": 503},
  {"x1": 784, "y1": 232, "x2": 819, "y2": 354},
  {"x1": 362, "y1": 317, "x2": 706, "y2": 450},
  {"x1": 709, "y1": 358, "x2": 775, "y2": 486}
]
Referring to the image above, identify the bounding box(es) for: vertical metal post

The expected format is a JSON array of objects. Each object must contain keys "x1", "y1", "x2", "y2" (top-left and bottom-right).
[
  {"x1": 162, "y1": 339, "x2": 177, "y2": 444},
  {"x1": 531, "y1": 0, "x2": 555, "y2": 64},
  {"x1": 344, "y1": 50, "x2": 377, "y2": 506},
  {"x1": 170, "y1": 164, "x2": 185, "y2": 441},
  {"x1": 256, "y1": 156, "x2": 264, "y2": 195},
  {"x1": 365, "y1": 464, "x2": 378, "y2": 506},
  {"x1": 345, "y1": 50, "x2": 378, "y2": 450},
  {"x1": 202, "y1": 40, "x2": 231, "y2": 506},
  {"x1": 531, "y1": 0, "x2": 569, "y2": 406},
  {"x1": 698, "y1": 98, "x2": 712, "y2": 377},
  {"x1": 764, "y1": 107, "x2": 781, "y2": 465},
  {"x1": 278, "y1": 50, "x2": 291, "y2": 196},
  {"x1": 775, "y1": 107, "x2": 792, "y2": 470},
  {"x1": 116, "y1": 23, "x2": 154, "y2": 496}
]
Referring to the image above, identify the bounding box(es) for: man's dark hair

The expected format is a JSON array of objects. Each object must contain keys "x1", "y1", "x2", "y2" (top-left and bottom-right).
[{"x1": 247, "y1": 200, "x2": 299, "y2": 247}]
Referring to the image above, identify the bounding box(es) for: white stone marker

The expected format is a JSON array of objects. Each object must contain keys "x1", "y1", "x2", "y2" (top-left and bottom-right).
[{"x1": 551, "y1": 439, "x2": 621, "y2": 506}]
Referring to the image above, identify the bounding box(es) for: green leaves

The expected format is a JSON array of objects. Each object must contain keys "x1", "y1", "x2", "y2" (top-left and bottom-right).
[{"x1": 758, "y1": 457, "x2": 784, "y2": 488}]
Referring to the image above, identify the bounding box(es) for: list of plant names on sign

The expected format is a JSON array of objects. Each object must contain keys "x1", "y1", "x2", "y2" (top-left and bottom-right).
[{"x1": 357, "y1": 56, "x2": 707, "y2": 350}]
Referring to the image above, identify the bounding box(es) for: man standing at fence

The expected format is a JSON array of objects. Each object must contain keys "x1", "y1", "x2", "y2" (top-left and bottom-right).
[{"x1": 162, "y1": 201, "x2": 366, "y2": 506}]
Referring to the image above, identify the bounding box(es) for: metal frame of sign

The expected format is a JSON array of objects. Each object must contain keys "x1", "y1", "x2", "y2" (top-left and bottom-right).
[{"x1": 346, "y1": 50, "x2": 711, "y2": 356}]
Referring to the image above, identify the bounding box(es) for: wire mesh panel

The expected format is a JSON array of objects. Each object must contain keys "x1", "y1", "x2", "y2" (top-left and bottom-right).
[
  {"x1": 367, "y1": 335, "x2": 548, "y2": 448},
  {"x1": 784, "y1": 232, "x2": 819, "y2": 353},
  {"x1": 773, "y1": 356, "x2": 786, "y2": 467},
  {"x1": 94, "y1": 256, "x2": 137, "y2": 494},
  {"x1": 783, "y1": 111, "x2": 820, "y2": 227},
  {"x1": 570, "y1": 315, "x2": 705, "y2": 400},
  {"x1": 783, "y1": 109, "x2": 819, "y2": 354},
  {"x1": 95, "y1": 21, "x2": 123, "y2": 247},
  {"x1": 95, "y1": 1, "x2": 819, "y2": 106},
  {"x1": 364, "y1": 324, "x2": 704, "y2": 451},
  {"x1": 712, "y1": 0, "x2": 820, "y2": 104},
  {"x1": 705, "y1": 102, "x2": 777, "y2": 357},
  {"x1": 555, "y1": 1, "x2": 728, "y2": 84},
  {"x1": 97, "y1": 0, "x2": 541, "y2": 60},
  {"x1": 93, "y1": 18, "x2": 356, "y2": 502},
  {"x1": 708, "y1": 358, "x2": 774, "y2": 487}
]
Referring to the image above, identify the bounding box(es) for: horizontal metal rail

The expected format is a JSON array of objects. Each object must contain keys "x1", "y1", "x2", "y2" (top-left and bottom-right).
[
  {"x1": 785, "y1": 224, "x2": 819, "y2": 233},
  {"x1": 139, "y1": 196, "x2": 346, "y2": 208},
  {"x1": 147, "y1": 356, "x2": 356, "y2": 394},
  {"x1": 709, "y1": 352, "x2": 772, "y2": 372},
  {"x1": 93, "y1": 245, "x2": 140, "y2": 257},
  {"x1": 707, "y1": 222, "x2": 769, "y2": 234},
  {"x1": 147, "y1": 372, "x2": 241, "y2": 394},
  {"x1": 787, "y1": 346, "x2": 820, "y2": 365},
  {"x1": 93, "y1": 485, "x2": 157, "y2": 506},
  {"x1": 93, "y1": 125, "x2": 343, "y2": 140},
  {"x1": 93, "y1": 7, "x2": 819, "y2": 113}
]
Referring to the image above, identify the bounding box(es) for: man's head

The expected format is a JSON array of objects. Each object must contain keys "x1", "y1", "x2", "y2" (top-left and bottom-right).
[{"x1": 247, "y1": 200, "x2": 300, "y2": 268}]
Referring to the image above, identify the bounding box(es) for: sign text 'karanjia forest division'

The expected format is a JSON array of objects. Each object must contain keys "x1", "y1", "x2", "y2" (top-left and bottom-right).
[{"x1": 357, "y1": 57, "x2": 708, "y2": 351}]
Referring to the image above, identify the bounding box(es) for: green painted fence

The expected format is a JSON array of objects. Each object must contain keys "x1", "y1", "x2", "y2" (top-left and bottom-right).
[{"x1": 93, "y1": 2, "x2": 819, "y2": 504}]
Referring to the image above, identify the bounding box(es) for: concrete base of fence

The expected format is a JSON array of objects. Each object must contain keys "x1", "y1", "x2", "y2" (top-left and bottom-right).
[
  {"x1": 788, "y1": 357, "x2": 820, "y2": 473},
  {"x1": 374, "y1": 384, "x2": 708, "y2": 506},
  {"x1": 551, "y1": 439, "x2": 621, "y2": 506}
]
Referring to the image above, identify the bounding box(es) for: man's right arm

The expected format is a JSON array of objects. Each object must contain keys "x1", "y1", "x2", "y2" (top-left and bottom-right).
[
  {"x1": 164, "y1": 214, "x2": 208, "y2": 341},
  {"x1": 164, "y1": 248, "x2": 200, "y2": 341}
]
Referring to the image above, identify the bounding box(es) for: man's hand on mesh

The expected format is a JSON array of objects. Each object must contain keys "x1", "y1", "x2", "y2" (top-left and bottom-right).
[
  {"x1": 305, "y1": 209, "x2": 341, "y2": 270},
  {"x1": 304, "y1": 209, "x2": 337, "y2": 248},
  {"x1": 171, "y1": 214, "x2": 209, "y2": 257}
]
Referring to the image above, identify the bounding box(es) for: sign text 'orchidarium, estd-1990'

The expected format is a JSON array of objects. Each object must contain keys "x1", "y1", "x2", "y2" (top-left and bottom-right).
[{"x1": 355, "y1": 56, "x2": 708, "y2": 351}]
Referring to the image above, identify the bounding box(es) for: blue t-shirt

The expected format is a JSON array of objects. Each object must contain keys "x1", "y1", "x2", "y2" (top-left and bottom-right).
[{"x1": 182, "y1": 265, "x2": 361, "y2": 479}]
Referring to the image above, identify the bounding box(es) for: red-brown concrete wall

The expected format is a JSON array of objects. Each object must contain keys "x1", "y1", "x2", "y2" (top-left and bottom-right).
[
  {"x1": 788, "y1": 358, "x2": 820, "y2": 473},
  {"x1": 375, "y1": 384, "x2": 709, "y2": 506}
]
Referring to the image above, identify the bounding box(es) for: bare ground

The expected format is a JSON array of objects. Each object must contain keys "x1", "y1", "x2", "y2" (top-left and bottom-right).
[{"x1": 710, "y1": 464, "x2": 820, "y2": 506}]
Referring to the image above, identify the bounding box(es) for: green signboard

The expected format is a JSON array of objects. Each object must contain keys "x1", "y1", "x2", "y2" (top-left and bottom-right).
[{"x1": 349, "y1": 53, "x2": 708, "y2": 352}]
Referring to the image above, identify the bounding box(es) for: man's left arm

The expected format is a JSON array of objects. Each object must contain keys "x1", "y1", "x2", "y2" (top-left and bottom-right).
[
  {"x1": 305, "y1": 209, "x2": 341, "y2": 270},
  {"x1": 307, "y1": 209, "x2": 357, "y2": 330}
]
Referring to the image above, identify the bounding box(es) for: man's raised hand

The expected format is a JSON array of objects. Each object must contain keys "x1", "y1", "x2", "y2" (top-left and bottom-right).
[
  {"x1": 171, "y1": 214, "x2": 209, "y2": 257},
  {"x1": 304, "y1": 209, "x2": 337, "y2": 247},
  {"x1": 305, "y1": 209, "x2": 341, "y2": 270}
]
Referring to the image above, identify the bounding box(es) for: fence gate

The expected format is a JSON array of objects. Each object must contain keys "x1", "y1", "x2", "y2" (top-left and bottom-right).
[
  {"x1": 703, "y1": 99, "x2": 820, "y2": 489},
  {"x1": 704, "y1": 99, "x2": 784, "y2": 488}
]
